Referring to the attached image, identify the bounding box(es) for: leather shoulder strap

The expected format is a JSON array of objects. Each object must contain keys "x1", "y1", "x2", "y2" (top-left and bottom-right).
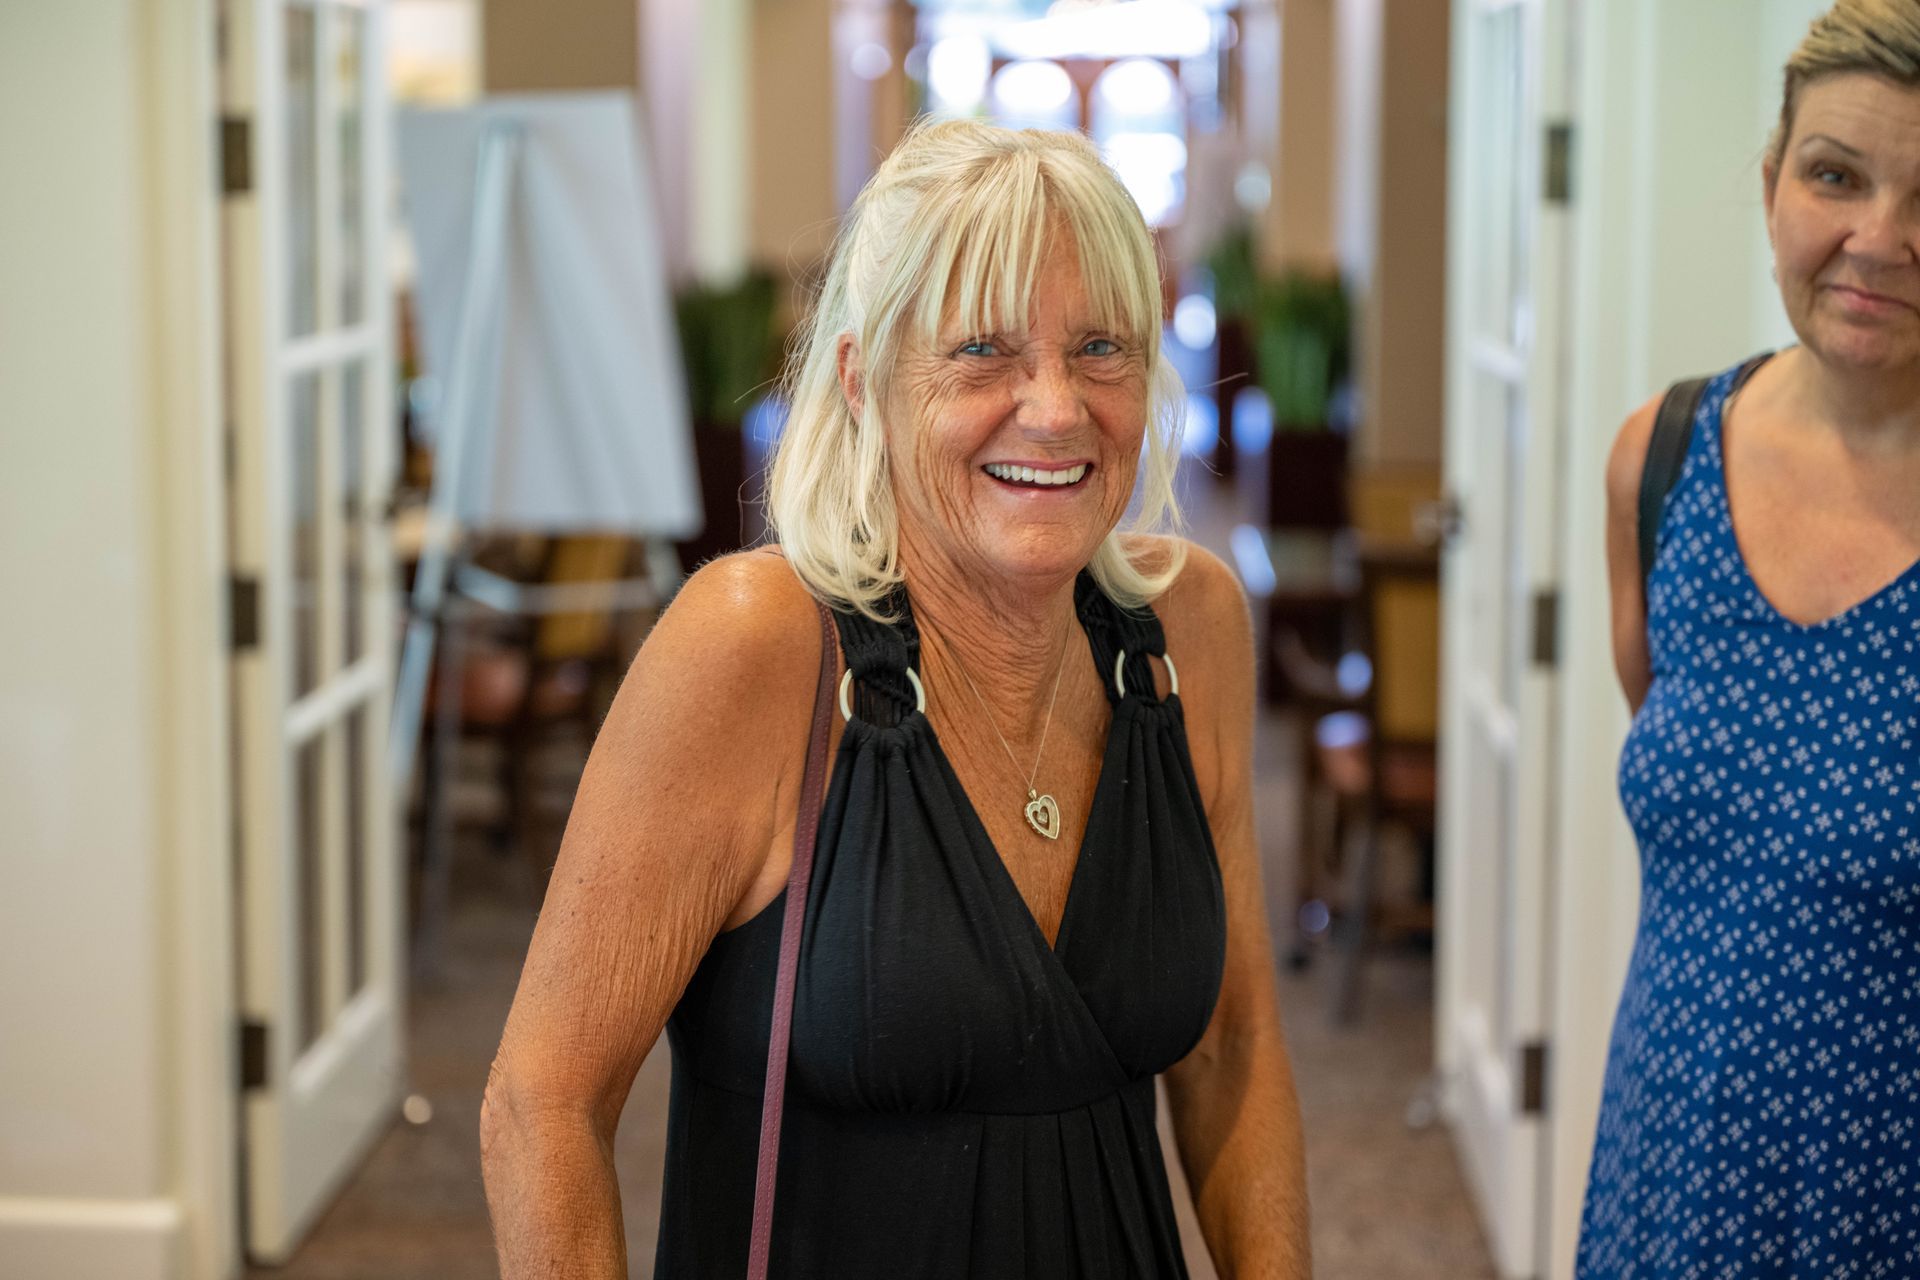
[{"x1": 746, "y1": 598, "x2": 838, "y2": 1280}]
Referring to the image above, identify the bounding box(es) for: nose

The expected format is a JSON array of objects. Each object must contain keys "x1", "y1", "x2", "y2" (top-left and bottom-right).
[
  {"x1": 1846, "y1": 195, "x2": 1920, "y2": 267},
  {"x1": 1012, "y1": 351, "x2": 1087, "y2": 436}
]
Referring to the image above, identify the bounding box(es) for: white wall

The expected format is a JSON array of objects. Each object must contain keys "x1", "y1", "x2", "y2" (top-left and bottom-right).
[
  {"x1": 1543, "y1": 1, "x2": 1819, "y2": 1273},
  {"x1": 638, "y1": 0, "x2": 754, "y2": 284},
  {"x1": 1332, "y1": 0, "x2": 1382, "y2": 293},
  {"x1": 0, "y1": 2, "x2": 233, "y2": 1277}
]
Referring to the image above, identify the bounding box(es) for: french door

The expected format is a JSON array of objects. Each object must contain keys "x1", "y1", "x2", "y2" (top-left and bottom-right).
[
  {"x1": 1435, "y1": 0, "x2": 1574, "y2": 1275},
  {"x1": 221, "y1": 0, "x2": 403, "y2": 1261}
]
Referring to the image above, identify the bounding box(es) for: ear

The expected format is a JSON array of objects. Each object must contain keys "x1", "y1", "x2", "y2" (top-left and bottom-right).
[
  {"x1": 836, "y1": 334, "x2": 865, "y2": 421},
  {"x1": 1762, "y1": 155, "x2": 1781, "y2": 233}
]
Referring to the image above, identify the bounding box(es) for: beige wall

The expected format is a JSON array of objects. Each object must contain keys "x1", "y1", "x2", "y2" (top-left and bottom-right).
[
  {"x1": 482, "y1": 0, "x2": 639, "y2": 92},
  {"x1": 482, "y1": 0, "x2": 757, "y2": 285},
  {"x1": 1332, "y1": 0, "x2": 1447, "y2": 468},
  {"x1": 1368, "y1": 0, "x2": 1449, "y2": 468},
  {"x1": 1265, "y1": 0, "x2": 1337, "y2": 273},
  {"x1": 750, "y1": 0, "x2": 837, "y2": 274}
]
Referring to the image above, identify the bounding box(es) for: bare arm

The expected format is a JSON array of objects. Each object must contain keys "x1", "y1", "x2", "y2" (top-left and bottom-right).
[
  {"x1": 1606, "y1": 397, "x2": 1662, "y2": 713},
  {"x1": 479, "y1": 554, "x2": 821, "y2": 1278},
  {"x1": 1160, "y1": 546, "x2": 1312, "y2": 1279}
]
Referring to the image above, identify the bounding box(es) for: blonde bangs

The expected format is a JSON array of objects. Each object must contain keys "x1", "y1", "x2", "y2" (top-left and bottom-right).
[{"x1": 905, "y1": 152, "x2": 1162, "y2": 365}]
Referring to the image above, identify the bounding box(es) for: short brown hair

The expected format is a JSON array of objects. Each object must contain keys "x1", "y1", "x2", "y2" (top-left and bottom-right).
[{"x1": 1773, "y1": 0, "x2": 1920, "y2": 168}]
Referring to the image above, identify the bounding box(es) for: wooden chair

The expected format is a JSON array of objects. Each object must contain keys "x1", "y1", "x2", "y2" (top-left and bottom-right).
[
  {"x1": 410, "y1": 534, "x2": 666, "y2": 969},
  {"x1": 1320, "y1": 543, "x2": 1441, "y2": 1024}
]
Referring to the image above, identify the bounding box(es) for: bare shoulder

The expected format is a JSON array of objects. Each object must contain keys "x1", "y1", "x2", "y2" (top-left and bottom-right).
[
  {"x1": 1132, "y1": 535, "x2": 1254, "y2": 701},
  {"x1": 1147, "y1": 536, "x2": 1250, "y2": 642},
  {"x1": 612, "y1": 549, "x2": 828, "y2": 781},
  {"x1": 1606, "y1": 394, "x2": 1665, "y2": 520},
  {"x1": 646, "y1": 549, "x2": 824, "y2": 676}
]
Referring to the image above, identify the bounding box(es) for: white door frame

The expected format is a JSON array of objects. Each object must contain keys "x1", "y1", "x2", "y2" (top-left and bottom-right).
[
  {"x1": 223, "y1": 0, "x2": 404, "y2": 1261},
  {"x1": 1435, "y1": 0, "x2": 1575, "y2": 1274}
]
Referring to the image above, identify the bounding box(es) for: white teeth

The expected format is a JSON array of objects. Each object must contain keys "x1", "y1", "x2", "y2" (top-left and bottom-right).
[{"x1": 986, "y1": 462, "x2": 1089, "y2": 487}]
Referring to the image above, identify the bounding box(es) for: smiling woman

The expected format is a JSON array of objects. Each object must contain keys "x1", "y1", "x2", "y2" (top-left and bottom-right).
[
  {"x1": 480, "y1": 118, "x2": 1310, "y2": 1280},
  {"x1": 769, "y1": 120, "x2": 1189, "y2": 620}
]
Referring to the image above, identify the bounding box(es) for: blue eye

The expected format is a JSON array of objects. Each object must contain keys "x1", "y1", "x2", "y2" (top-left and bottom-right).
[
  {"x1": 1811, "y1": 164, "x2": 1853, "y2": 187},
  {"x1": 1083, "y1": 338, "x2": 1120, "y2": 356},
  {"x1": 957, "y1": 338, "x2": 998, "y2": 357}
]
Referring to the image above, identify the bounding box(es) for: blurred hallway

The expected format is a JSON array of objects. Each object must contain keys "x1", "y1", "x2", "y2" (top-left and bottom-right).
[
  {"x1": 7, "y1": 3, "x2": 1840, "y2": 1277},
  {"x1": 249, "y1": 467, "x2": 1496, "y2": 1280}
]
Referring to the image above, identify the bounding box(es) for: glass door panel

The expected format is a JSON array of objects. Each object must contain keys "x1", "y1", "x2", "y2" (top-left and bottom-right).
[
  {"x1": 289, "y1": 371, "x2": 323, "y2": 697},
  {"x1": 227, "y1": 0, "x2": 400, "y2": 1260},
  {"x1": 286, "y1": 3, "x2": 321, "y2": 339}
]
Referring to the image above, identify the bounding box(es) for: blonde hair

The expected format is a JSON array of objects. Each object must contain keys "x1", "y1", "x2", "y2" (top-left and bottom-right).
[
  {"x1": 1772, "y1": 0, "x2": 1920, "y2": 168},
  {"x1": 766, "y1": 119, "x2": 1188, "y2": 620}
]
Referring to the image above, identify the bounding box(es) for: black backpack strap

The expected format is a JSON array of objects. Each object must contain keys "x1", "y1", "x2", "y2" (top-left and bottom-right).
[
  {"x1": 1637, "y1": 354, "x2": 1772, "y2": 599},
  {"x1": 1637, "y1": 378, "x2": 1709, "y2": 595}
]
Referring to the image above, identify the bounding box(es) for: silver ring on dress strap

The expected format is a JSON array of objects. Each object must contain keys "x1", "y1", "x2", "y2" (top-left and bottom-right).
[
  {"x1": 1113, "y1": 649, "x2": 1178, "y2": 699},
  {"x1": 838, "y1": 666, "x2": 927, "y2": 722}
]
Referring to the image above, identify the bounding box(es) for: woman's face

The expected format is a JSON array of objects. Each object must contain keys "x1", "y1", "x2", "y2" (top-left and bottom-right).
[
  {"x1": 870, "y1": 247, "x2": 1151, "y2": 591},
  {"x1": 1765, "y1": 73, "x2": 1920, "y2": 374}
]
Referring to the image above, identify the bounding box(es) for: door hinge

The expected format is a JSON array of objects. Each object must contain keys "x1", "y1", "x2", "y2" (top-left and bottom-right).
[
  {"x1": 220, "y1": 115, "x2": 252, "y2": 196},
  {"x1": 1530, "y1": 588, "x2": 1560, "y2": 668},
  {"x1": 230, "y1": 574, "x2": 261, "y2": 651},
  {"x1": 1520, "y1": 1040, "x2": 1549, "y2": 1115},
  {"x1": 239, "y1": 1019, "x2": 269, "y2": 1091},
  {"x1": 1544, "y1": 121, "x2": 1574, "y2": 204}
]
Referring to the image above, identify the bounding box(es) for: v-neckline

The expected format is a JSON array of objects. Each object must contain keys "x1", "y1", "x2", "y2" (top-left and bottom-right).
[
  {"x1": 903, "y1": 691, "x2": 1132, "y2": 961},
  {"x1": 1712, "y1": 381, "x2": 1920, "y2": 633}
]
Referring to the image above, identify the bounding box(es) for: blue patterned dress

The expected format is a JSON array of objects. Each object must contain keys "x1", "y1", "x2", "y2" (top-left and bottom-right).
[{"x1": 1578, "y1": 361, "x2": 1920, "y2": 1278}]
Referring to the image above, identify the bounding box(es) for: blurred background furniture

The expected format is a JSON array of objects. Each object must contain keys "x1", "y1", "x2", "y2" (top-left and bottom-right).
[
  {"x1": 406, "y1": 532, "x2": 670, "y2": 973},
  {"x1": 1241, "y1": 462, "x2": 1445, "y2": 1015},
  {"x1": 1318, "y1": 542, "x2": 1441, "y2": 1025}
]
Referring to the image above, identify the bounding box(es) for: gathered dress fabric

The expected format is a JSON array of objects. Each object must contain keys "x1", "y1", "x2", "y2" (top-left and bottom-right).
[
  {"x1": 653, "y1": 572, "x2": 1228, "y2": 1278},
  {"x1": 1577, "y1": 361, "x2": 1920, "y2": 1278}
]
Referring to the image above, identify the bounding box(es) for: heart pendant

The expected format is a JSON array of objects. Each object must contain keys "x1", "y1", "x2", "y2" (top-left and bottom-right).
[{"x1": 1024, "y1": 791, "x2": 1061, "y2": 841}]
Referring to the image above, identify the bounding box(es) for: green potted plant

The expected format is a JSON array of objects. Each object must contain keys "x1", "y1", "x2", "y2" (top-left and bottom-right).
[
  {"x1": 1254, "y1": 268, "x2": 1351, "y2": 431},
  {"x1": 673, "y1": 268, "x2": 782, "y2": 566},
  {"x1": 1253, "y1": 267, "x2": 1353, "y2": 529},
  {"x1": 1203, "y1": 224, "x2": 1260, "y2": 478}
]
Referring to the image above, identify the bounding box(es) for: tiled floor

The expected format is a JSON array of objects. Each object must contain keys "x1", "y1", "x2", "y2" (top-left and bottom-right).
[{"x1": 253, "y1": 460, "x2": 1496, "y2": 1279}]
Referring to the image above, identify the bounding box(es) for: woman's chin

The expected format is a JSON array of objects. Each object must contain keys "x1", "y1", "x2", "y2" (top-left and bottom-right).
[
  {"x1": 1802, "y1": 315, "x2": 1920, "y2": 375},
  {"x1": 976, "y1": 535, "x2": 1104, "y2": 588}
]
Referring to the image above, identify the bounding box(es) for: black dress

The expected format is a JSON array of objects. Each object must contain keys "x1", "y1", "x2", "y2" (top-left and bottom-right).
[{"x1": 654, "y1": 573, "x2": 1228, "y2": 1278}]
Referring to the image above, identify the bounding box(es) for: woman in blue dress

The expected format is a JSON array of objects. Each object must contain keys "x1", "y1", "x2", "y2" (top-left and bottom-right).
[{"x1": 1581, "y1": 2, "x2": 1920, "y2": 1275}]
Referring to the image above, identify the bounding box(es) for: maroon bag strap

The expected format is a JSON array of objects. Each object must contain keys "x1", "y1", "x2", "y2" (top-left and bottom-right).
[{"x1": 747, "y1": 598, "x2": 838, "y2": 1279}]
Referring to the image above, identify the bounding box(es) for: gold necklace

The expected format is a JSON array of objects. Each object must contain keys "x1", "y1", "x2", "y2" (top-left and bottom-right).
[{"x1": 946, "y1": 626, "x2": 1072, "y2": 840}]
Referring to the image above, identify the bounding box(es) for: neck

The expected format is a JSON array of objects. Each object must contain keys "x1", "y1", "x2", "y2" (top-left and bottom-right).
[
  {"x1": 897, "y1": 535, "x2": 1081, "y2": 742},
  {"x1": 1784, "y1": 345, "x2": 1920, "y2": 453}
]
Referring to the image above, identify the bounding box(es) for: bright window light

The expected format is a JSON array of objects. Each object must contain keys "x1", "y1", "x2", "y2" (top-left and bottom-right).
[
  {"x1": 1095, "y1": 57, "x2": 1177, "y2": 116},
  {"x1": 1231, "y1": 386, "x2": 1273, "y2": 455},
  {"x1": 851, "y1": 42, "x2": 893, "y2": 82},
  {"x1": 1234, "y1": 161, "x2": 1272, "y2": 214},
  {"x1": 1173, "y1": 294, "x2": 1216, "y2": 350},
  {"x1": 991, "y1": 59, "x2": 1077, "y2": 129},
  {"x1": 1103, "y1": 130, "x2": 1187, "y2": 225},
  {"x1": 1000, "y1": 0, "x2": 1213, "y2": 62},
  {"x1": 927, "y1": 34, "x2": 991, "y2": 113},
  {"x1": 1182, "y1": 393, "x2": 1219, "y2": 456}
]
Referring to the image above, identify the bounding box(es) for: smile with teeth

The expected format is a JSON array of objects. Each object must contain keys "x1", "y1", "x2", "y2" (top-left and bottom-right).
[{"x1": 984, "y1": 462, "x2": 1089, "y2": 488}]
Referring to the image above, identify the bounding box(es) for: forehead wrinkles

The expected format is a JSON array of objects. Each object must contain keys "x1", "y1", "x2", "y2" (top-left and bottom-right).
[{"x1": 1793, "y1": 79, "x2": 1920, "y2": 153}]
